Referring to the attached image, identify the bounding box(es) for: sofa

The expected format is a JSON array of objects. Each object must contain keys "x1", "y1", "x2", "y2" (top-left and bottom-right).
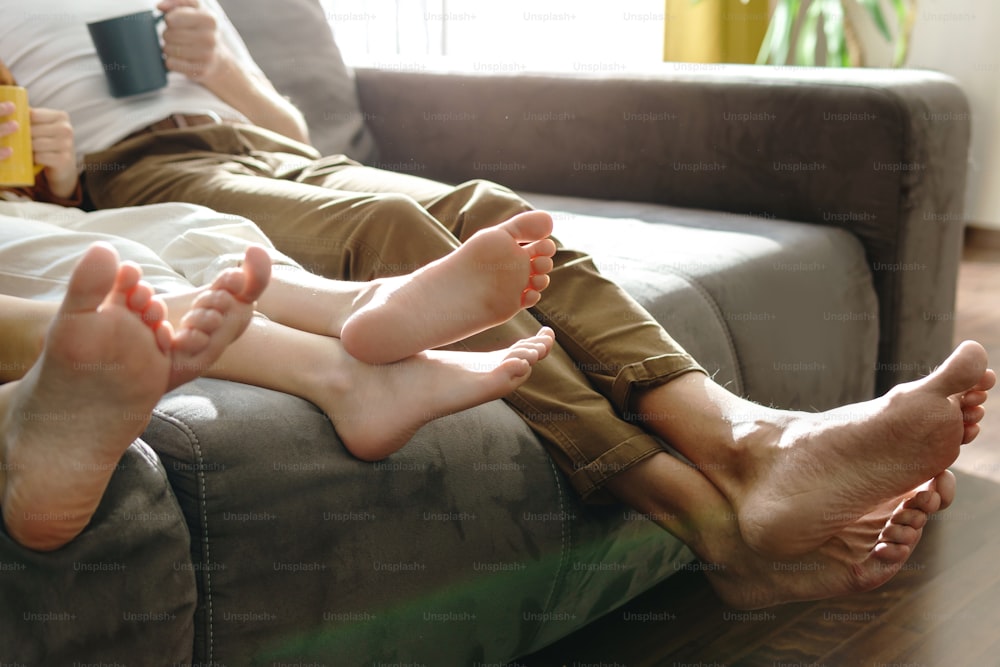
[{"x1": 0, "y1": 1, "x2": 971, "y2": 665}]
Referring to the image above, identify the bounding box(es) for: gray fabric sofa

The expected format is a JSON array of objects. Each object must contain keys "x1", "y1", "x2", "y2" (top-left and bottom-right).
[{"x1": 0, "y1": 1, "x2": 971, "y2": 665}]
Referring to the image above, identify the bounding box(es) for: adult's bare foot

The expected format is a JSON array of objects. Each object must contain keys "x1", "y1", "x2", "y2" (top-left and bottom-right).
[
  {"x1": 705, "y1": 471, "x2": 954, "y2": 610},
  {"x1": 729, "y1": 340, "x2": 993, "y2": 557},
  {"x1": 0, "y1": 244, "x2": 268, "y2": 551},
  {"x1": 328, "y1": 327, "x2": 556, "y2": 460},
  {"x1": 608, "y1": 447, "x2": 956, "y2": 610},
  {"x1": 341, "y1": 210, "x2": 556, "y2": 365}
]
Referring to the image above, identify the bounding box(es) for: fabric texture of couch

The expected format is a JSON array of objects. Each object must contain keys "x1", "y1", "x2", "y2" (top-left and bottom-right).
[{"x1": 0, "y1": 0, "x2": 970, "y2": 665}]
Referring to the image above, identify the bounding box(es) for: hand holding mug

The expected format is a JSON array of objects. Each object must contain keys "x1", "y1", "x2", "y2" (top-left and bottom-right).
[
  {"x1": 159, "y1": 0, "x2": 230, "y2": 84},
  {"x1": 28, "y1": 107, "x2": 78, "y2": 200}
]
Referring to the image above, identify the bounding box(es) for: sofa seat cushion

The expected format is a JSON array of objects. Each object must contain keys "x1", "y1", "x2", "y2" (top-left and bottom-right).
[
  {"x1": 525, "y1": 192, "x2": 880, "y2": 408},
  {"x1": 145, "y1": 380, "x2": 692, "y2": 665}
]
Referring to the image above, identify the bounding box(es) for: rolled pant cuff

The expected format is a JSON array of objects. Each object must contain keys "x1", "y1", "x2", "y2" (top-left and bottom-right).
[
  {"x1": 610, "y1": 353, "x2": 706, "y2": 416},
  {"x1": 567, "y1": 433, "x2": 664, "y2": 503}
]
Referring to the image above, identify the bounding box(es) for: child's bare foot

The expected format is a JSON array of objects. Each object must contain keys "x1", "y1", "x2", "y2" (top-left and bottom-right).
[
  {"x1": 341, "y1": 210, "x2": 556, "y2": 365},
  {"x1": 722, "y1": 341, "x2": 993, "y2": 558},
  {"x1": 328, "y1": 327, "x2": 556, "y2": 460},
  {"x1": 0, "y1": 244, "x2": 268, "y2": 551},
  {"x1": 155, "y1": 246, "x2": 271, "y2": 388}
]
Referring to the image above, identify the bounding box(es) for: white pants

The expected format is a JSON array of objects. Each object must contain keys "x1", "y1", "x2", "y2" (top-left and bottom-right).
[{"x1": 0, "y1": 199, "x2": 301, "y2": 301}]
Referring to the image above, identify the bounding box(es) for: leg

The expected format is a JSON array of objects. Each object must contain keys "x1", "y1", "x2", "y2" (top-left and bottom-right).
[
  {"x1": 249, "y1": 209, "x2": 555, "y2": 364},
  {"x1": 0, "y1": 242, "x2": 264, "y2": 551},
  {"x1": 630, "y1": 341, "x2": 995, "y2": 558},
  {"x1": 196, "y1": 316, "x2": 556, "y2": 461}
]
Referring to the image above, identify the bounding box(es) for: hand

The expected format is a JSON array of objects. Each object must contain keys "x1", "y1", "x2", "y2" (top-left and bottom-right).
[
  {"x1": 0, "y1": 102, "x2": 78, "y2": 199},
  {"x1": 158, "y1": 0, "x2": 231, "y2": 84},
  {"x1": 30, "y1": 107, "x2": 78, "y2": 200}
]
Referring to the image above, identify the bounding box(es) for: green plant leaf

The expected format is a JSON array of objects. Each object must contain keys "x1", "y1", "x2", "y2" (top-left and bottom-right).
[
  {"x1": 757, "y1": 0, "x2": 785, "y2": 63},
  {"x1": 857, "y1": 0, "x2": 893, "y2": 41},
  {"x1": 889, "y1": 0, "x2": 915, "y2": 66},
  {"x1": 823, "y1": 0, "x2": 848, "y2": 66},
  {"x1": 796, "y1": 0, "x2": 829, "y2": 66},
  {"x1": 759, "y1": 0, "x2": 802, "y2": 65}
]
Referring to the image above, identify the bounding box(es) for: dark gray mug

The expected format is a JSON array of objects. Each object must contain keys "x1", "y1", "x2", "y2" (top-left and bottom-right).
[{"x1": 87, "y1": 11, "x2": 167, "y2": 98}]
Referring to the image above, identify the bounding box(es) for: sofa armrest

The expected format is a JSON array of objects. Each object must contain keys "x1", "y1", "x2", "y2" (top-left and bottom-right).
[{"x1": 355, "y1": 63, "x2": 971, "y2": 394}]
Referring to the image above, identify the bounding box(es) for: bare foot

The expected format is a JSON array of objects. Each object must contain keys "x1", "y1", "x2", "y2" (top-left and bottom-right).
[
  {"x1": 705, "y1": 471, "x2": 954, "y2": 609},
  {"x1": 156, "y1": 246, "x2": 271, "y2": 388},
  {"x1": 0, "y1": 244, "x2": 268, "y2": 551},
  {"x1": 340, "y1": 210, "x2": 557, "y2": 365},
  {"x1": 0, "y1": 244, "x2": 173, "y2": 551},
  {"x1": 733, "y1": 340, "x2": 994, "y2": 557},
  {"x1": 328, "y1": 327, "x2": 556, "y2": 460},
  {"x1": 608, "y1": 445, "x2": 956, "y2": 609}
]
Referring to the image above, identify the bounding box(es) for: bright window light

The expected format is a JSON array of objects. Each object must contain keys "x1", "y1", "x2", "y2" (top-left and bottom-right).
[{"x1": 319, "y1": 0, "x2": 667, "y2": 69}]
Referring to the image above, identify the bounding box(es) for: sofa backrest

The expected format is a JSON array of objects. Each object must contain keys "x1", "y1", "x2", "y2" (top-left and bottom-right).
[{"x1": 217, "y1": 0, "x2": 377, "y2": 163}]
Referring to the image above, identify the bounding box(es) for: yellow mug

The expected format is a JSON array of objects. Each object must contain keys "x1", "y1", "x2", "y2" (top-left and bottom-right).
[{"x1": 0, "y1": 85, "x2": 44, "y2": 187}]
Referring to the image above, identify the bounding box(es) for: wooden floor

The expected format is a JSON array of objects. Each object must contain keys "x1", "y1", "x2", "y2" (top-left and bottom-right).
[{"x1": 521, "y1": 230, "x2": 1000, "y2": 667}]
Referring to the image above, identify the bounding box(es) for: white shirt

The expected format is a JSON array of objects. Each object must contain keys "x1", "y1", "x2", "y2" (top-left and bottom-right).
[{"x1": 0, "y1": 0, "x2": 262, "y2": 162}]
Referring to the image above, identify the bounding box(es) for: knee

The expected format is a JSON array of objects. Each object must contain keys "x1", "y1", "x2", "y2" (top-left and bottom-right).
[
  {"x1": 450, "y1": 179, "x2": 533, "y2": 230},
  {"x1": 337, "y1": 194, "x2": 457, "y2": 279},
  {"x1": 465, "y1": 179, "x2": 533, "y2": 213},
  {"x1": 347, "y1": 193, "x2": 431, "y2": 228}
]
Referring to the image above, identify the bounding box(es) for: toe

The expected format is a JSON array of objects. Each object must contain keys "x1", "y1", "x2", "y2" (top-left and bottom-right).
[
  {"x1": 930, "y1": 470, "x2": 957, "y2": 509},
  {"x1": 126, "y1": 280, "x2": 155, "y2": 313},
  {"x1": 929, "y1": 340, "x2": 989, "y2": 396},
  {"x1": 530, "y1": 255, "x2": 554, "y2": 275},
  {"x1": 906, "y1": 488, "x2": 941, "y2": 513},
  {"x1": 530, "y1": 238, "x2": 557, "y2": 259},
  {"x1": 62, "y1": 243, "x2": 120, "y2": 314},
  {"x1": 963, "y1": 405, "x2": 986, "y2": 424},
  {"x1": 872, "y1": 541, "x2": 911, "y2": 563},
  {"x1": 501, "y1": 210, "x2": 554, "y2": 243},
  {"x1": 154, "y1": 320, "x2": 175, "y2": 354},
  {"x1": 890, "y1": 507, "x2": 929, "y2": 530},
  {"x1": 521, "y1": 289, "x2": 541, "y2": 309},
  {"x1": 880, "y1": 522, "x2": 920, "y2": 546},
  {"x1": 973, "y1": 368, "x2": 997, "y2": 392},
  {"x1": 190, "y1": 288, "x2": 234, "y2": 316},
  {"x1": 240, "y1": 246, "x2": 272, "y2": 302},
  {"x1": 179, "y1": 307, "x2": 224, "y2": 336},
  {"x1": 962, "y1": 390, "x2": 989, "y2": 408},
  {"x1": 528, "y1": 273, "x2": 550, "y2": 292},
  {"x1": 499, "y1": 357, "x2": 532, "y2": 380},
  {"x1": 141, "y1": 296, "x2": 167, "y2": 329}
]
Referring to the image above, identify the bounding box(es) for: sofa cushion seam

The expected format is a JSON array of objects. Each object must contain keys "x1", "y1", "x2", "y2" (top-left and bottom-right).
[
  {"x1": 524, "y1": 454, "x2": 572, "y2": 651},
  {"x1": 151, "y1": 407, "x2": 215, "y2": 664}
]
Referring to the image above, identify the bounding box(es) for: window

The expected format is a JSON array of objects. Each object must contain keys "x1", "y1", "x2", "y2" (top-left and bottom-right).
[{"x1": 320, "y1": 0, "x2": 667, "y2": 69}]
